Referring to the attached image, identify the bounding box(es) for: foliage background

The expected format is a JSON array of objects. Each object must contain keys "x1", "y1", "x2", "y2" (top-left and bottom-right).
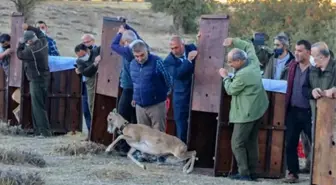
[{"x1": 147, "y1": 0, "x2": 336, "y2": 52}]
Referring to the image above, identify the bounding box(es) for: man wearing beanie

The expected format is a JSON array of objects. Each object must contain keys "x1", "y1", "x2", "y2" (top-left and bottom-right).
[{"x1": 17, "y1": 23, "x2": 51, "y2": 138}]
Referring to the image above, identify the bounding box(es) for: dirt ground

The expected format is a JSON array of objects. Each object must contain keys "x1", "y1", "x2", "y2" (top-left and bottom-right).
[
  {"x1": 0, "y1": 0, "x2": 195, "y2": 58},
  {"x1": 0, "y1": 130, "x2": 310, "y2": 185}
]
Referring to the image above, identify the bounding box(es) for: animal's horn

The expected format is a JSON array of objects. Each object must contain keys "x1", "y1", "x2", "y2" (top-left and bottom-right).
[{"x1": 112, "y1": 108, "x2": 117, "y2": 113}]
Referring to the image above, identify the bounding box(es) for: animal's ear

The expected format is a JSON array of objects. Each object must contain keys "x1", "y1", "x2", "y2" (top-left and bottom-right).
[{"x1": 112, "y1": 108, "x2": 117, "y2": 113}]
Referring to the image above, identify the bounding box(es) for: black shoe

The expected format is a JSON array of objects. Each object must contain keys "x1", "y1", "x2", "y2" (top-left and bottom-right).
[
  {"x1": 228, "y1": 174, "x2": 253, "y2": 181},
  {"x1": 250, "y1": 173, "x2": 258, "y2": 181}
]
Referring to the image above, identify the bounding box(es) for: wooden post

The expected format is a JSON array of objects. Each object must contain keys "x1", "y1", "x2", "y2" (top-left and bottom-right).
[
  {"x1": 6, "y1": 13, "x2": 24, "y2": 125},
  {"x1": 90, "y1": 17, "x2": 124, "y2": 145},
  {"x1": 311, "y1": 97, "x2": 336, "y2": 185},
  {"x1": 187, "y1": 14, "x2": 229, "y2": 174}
]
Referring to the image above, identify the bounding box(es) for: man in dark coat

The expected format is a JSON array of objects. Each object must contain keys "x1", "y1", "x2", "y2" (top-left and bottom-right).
[
  {"x1": 163, "y1": 35, "x2": 197, "y2": 143},
  {"x1": 17, "y1": 23, "x2": 51, "y2": 137}
]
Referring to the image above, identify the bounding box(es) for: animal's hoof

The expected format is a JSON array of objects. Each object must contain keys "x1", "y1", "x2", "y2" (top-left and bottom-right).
[
  {"x1": 143, "y1": 165, "x2": 147, "y2": 170},
  {"x1": 186, "y1": 169, "x2": 193, "y2": 174}
]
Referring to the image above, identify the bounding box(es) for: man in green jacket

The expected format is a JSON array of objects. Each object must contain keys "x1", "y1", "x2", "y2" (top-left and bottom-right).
[{"x1": 218, "y1": 37, "x2": 269, "y2": 181}]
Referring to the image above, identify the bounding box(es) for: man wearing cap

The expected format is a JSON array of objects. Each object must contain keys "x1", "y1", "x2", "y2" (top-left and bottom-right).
[
  {"x1": 263, "y1": 33, "x2": 295, "y2": 80},
  {"x1": 17, "y1": 23, "x2": 51, "y2": 137}
]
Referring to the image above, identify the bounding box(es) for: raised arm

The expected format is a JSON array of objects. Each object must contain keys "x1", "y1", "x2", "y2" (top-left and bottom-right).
[{"x1": 231, "y1": 38, "x2": 261, "y2": 68}]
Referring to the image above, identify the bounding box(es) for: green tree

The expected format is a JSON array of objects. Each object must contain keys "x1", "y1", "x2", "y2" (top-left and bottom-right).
[
  {"x1": 219, "y1": 0, "x2": 336, "y2": 52},
  {"x1": 147, "y1": 0, "x2": 219, "y2": 34}
]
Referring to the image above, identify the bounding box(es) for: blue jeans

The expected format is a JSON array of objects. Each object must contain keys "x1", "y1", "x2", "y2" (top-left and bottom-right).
[{"x1": 82, "y1": 81, "x2": 91, "y2": 131}]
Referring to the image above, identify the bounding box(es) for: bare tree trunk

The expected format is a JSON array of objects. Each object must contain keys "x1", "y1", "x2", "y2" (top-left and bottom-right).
[
  {"x1": 173, "y1": 15, "x2": 184, "y2": 34},
  {"x1": 10, "y1": 0, "x2": 42, "y2": 23}
]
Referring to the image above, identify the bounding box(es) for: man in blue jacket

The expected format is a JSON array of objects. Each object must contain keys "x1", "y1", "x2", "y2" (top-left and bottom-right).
[
  {"x1": 130, "y1": 39, "x2": 172, "y2": 131},
  {"x1": 163, "y1": 36, "x2": 197, "y2": 143},
  {"x1": 110, "y1": 22, "x2": 142, "y2": 156}
]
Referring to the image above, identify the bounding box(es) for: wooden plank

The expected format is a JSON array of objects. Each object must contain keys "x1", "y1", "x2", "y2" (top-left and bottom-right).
[
  {"x1": 9, "y1": 13, "x2": 24, "y2": 88},
  {"x1": 190, "y1": 15, "x2": 229, "y2": 113},
  {"x1": 311, "y1": 98, "x2": 336, "y2": 185},
  {"x1": 95, "y1": 17, "x2": 124, "y2": 97},
  {"x1": 0, "y1": 69, "x2": 6, "y2": 121},
  {"x1": 90, "y1": 17, "x2": 124, "y2": 145}
]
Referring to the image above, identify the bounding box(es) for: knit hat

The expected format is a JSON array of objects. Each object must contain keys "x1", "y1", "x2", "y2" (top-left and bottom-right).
[{"x1": 23, "y1": 31, "x2": 36, "y2": 43}]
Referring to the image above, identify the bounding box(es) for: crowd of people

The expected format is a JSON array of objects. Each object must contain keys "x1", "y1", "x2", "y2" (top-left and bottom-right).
[{"x1": 0, "y1": 18, "x2": 335, "y2": 184}]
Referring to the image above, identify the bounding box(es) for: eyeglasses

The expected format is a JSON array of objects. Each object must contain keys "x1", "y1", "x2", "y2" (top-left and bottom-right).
[{"x1": 83, "y1": 40, "x2": 92, "y2": 44}]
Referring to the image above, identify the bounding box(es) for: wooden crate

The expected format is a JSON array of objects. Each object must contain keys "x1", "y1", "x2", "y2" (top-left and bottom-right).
[
  {"x1": 20, "y1": 69, "x2": 82, "y2": 134},
  {"x1": 89, "y1": 17, "x2": 124, "y2": 145},
  {"x1": 214, "y1": 92, "x2": 286, "y2": 178},
  {"x1": 311, "y1": 98, "x2": 336, "y2": 185}
]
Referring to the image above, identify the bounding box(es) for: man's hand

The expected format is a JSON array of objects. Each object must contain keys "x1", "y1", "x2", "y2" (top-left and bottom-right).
[
  {"x1": 324, "y1": 87, "x2": 336, "y2": 98},
  {"x1": 197, "y1": 31, "x2": 201, "y2": 41},
  {"x1": 75, "y1": 68, "x2": 81, "y2": 74},
  {"x1": 93, "y1": 55, "x2": 101, "y2": 66},
  {"x1": 312, "y1": 88, "x2": 323, "y2": 99},
  {"x1": 4, "y1": 48, "x2": 13, "y2": 55},
  {"x1": 223, "y1": 38, "x2": 233, "y2": 47},
  {"x1": 131, "y1": 100, "x2": 136, "y2": 107},
  {"x1": 219, "y1": 68, "x2": 229, "y2": 78},
  {"x1": 22, "y1": 23, "x2": 29, "y2": 31},
  {"x1": 188, "y1": 51, "x2": 198, "y2": 61},
  {"x1": 118, "y1": 25, "x2": 126, "y2": 33}
]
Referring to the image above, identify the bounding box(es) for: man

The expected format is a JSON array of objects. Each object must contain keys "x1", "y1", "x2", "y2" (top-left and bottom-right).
[
  {"x1": 130, "y1": 39, "x2": 172, "y2": 132},
  {"x1": 282, "y1": 40, "x2": 312, "y2": 183},
  {"x1": 111, "y1": 23, "x2": 141, "y2": 156},
  {"x1": 308, "y1": 42, "x2": 336, "y2": 126},
  {"x1": 79, "y1": 34, "x2": 98, "y2": 136},
  {"x1": 74, "y1": 43, "x2": 101, "y2": 122},
  {"x1": 82, "y1": 34, "x2": 97, "y2": 50},
  {"x1": 36, "y1": 21, "x2": 60, "y2": 56},
  {"x1": 218, "y1": 37, "x2": 269, "y2": 181},
  {"x1": 163, "y1": 35, "x2": 197, "y2": 143},
  {"x1": 263, "y1": 34, "x2": 295, "y2": 80},
  {"x1": 16, "y1": 23, "x2": 51, "y2": 137},
  {"x1": 0, "y1": 34, "x2": 12, "y2": 81}
]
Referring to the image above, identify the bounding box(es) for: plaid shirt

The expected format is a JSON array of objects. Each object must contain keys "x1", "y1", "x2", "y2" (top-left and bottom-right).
[{"x1": 46, "y1": 35, "x2": 60, "y2": 56}]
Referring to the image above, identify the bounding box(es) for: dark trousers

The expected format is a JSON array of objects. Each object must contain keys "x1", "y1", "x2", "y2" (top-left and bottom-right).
[
  {"x1": 285, "y1": 106, "x2": 312, "y2": 175},
  {"x1": 29, "y1": 77, "x2": 51, "y2": 137},
  {"x1": 174, "y1": 108, "x2": 189, "y2": 143},
  {"x1": 231, "y1": 118, "x2": 261, "y2": 176},
  {"x1": 82, "y1": 82, "x2": 91, "y2": 131},
  {"x1": 173, "y1": 92, "x2": 190, "y2": 144},
  {"x1": 116, "y1": 88, "x2": 136, "y2": 152}
]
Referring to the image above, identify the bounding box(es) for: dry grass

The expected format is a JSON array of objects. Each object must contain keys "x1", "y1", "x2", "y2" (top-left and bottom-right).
[
  {"x1": 0, "y1": 133, "x2": 311, "y2": 185},
  {"x1": 53, "y1": 141, "x2": 106, "y2": 156},
  {"x1": 0, "y1": 122, "x2": 26, "y2": 136},
  {"x1": 0, "y1": 169, "x2": 44, "y2": 185},
  {"x1": 0, "y1": 148, "x2": 46, "y2": 168}
]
